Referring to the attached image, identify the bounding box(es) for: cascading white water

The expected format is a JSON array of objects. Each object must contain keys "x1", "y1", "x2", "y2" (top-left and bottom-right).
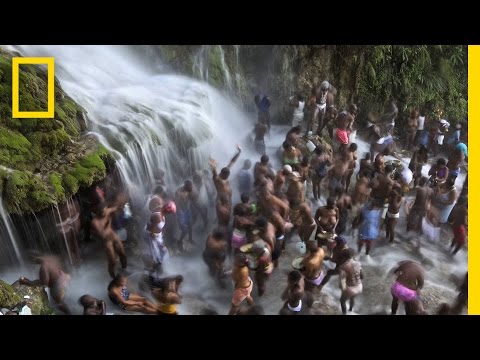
[
  {"x1": 8, "y1": 45, "x2": 256, "y2": 209},
  {"x1": 0, "y1": 200, "x2": 23, "y2": 266}
]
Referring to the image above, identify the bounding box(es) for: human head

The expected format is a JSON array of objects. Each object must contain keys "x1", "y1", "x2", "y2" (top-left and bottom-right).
[
  {"x1": 437, "y1": 158, "x2": 447, "y2": 167},
  {"x1": 306, "y1": 241, "x2": 318, "y2": 253},
  {"x1": 220, "y1": 167, "x2": 230, "y2": 180},
  {"x1": 301, "y1": 155, "x2": 309, "y2": 167},
  {"x1": 364, "y1": 152, "x2": 371, "y2": 160},
  {"x1": 148, "y1": 196, "x2": 163, "y2": 213},
  {"x1": 410, "y1": 109, "x2": 419, "y2": 118},
  {"x1": 79, "y1": 295, "x2": 97, "y2": 307},
  {"x1": 111, "y1": 274, "x2": 127, "y2": 287},
  {"x1": 241, "y1": 193, "x2": 250, "y2": 204},
  {"x1": 326, "y1": 197, "x2": 336, "y2": 209},
  {"x1": 243, "y1": 159, "x2": 252, "y2": 170},
  {"x1": 418, "y1": 176, "x2": 429, "y2": 187},
  {"x1": 348, "y1": 104, "x2": 358, "y2": 116},
  {"x1": 349, "y1": 143, "x2": 358, "y2": 152},
  {"x1": 212, "y1": 230, "x2": 225, "y2": 240},
  {"x1": 260, "y1": 155, "x2": 269, "y2": 164},
  {"x1": 295, "y1": 93, "x2": 304, "y2": 102},
  {"x1": 184, "y1": 180, "x2": 193, "y2": 193},
  {"x1": 152, "y1": 185, "x2": 166, "y2": 198},
  {"x1": 255, "y1": 217, "x2": 267, "y2": 229},
  {"x1": 320, "y1": 81, "x2": 330, "y2": 92},
  {"x1": 335, "y1": 236, "x2": 346, "y2": 247},
  {"x1": 288, "y1": 270, "x2": 303, "y2": 285}
]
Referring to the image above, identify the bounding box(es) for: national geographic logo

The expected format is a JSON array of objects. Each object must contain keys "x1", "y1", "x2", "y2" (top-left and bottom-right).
[{"x1": 11, "y1": 57, "x2": 55, "y2": 118}]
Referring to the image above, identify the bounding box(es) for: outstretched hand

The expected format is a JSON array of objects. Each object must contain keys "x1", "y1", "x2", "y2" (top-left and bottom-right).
[
  {"x1": 208, "y1": 158, "x2": 217, "y2": 168},
  {"x1": 236, "y1": 144, "x2": 242, "y2": 152}
]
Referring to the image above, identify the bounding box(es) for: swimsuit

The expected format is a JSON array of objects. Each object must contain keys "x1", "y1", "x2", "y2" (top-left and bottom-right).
[
  {"x1": 232, "y1": 278, "x2": 253, "y2": 306},
  {"x1": 391, "y1": 281, "x2": 417, "y2": 302},
  {"x1": 305, "y1": 271, "x2": 325, "y2": 286},
  {"x1": 110, "y1": 286, "x2": 130, "y2": 310}
]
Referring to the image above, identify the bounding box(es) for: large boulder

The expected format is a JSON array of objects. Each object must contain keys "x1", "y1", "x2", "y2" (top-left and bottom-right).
[
  {"x1": 11, "y1": 280, "x2": 56, "y2": 315},
  {"x1": 0, "y1": 279, "x2": 22, "y2": 309}
]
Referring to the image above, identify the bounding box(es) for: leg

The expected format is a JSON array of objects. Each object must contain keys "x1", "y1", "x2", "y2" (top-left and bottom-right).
[
  {"x1": 114, "y1": 240, "x2": 127, "y2": 269},
  {"x1": 357, "y1": 240, "x2": 363, "y2": 254},
  {"x1": 391, "y1": 296, "x2": 399, "y2": 315},
  {"x1": 340, "y1": 293, "x2": 348, "y2": 315},
  {"x1": 229, "y1": 303, "x2": 240, "y2": 315},
  {"x1": 349, "y1": 297, "x2": 355, "y2": 312},
  {"x1": 105, "y1": 243, "x2": 117, "y2": 278},
  {"x1": 365, "y1": 240, "x2": 372, "y2": 255}
]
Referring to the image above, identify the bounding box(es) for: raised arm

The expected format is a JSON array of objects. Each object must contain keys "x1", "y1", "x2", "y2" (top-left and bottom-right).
[
  {"x1": 209, "y1": 158, "x2": 218, "y2": 181},
  {"x1": 226, "y1": 144, "x2": 242, "y2": 170}
]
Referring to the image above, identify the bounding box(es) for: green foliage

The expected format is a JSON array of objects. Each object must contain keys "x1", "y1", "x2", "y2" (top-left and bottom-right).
[
  {"x1": 49, "y1": 172, "x2": 65, "y2": 201},
  {"x1": 62, "y1": 174, "x2": 79, "y2": 194},
  {"x1": 355, "y1": 45, "x2": 468, "y2": 129},
  {"x1": 0, "y1": 280, "x2": 22, "y2": 308}
]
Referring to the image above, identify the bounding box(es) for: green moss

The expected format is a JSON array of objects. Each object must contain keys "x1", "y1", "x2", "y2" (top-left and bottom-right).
[
  {"x1": 49, "y1": 173, "x2": 65, "y2": 201},
  {"x1": 11, "y1": 281, "x2": 56, "y2": 315},
  {"x1": 0, "y1": 280, "x2": 22, "y2": 308},
  {"x1": 0, "y1": 50, "x2": 111, "y2": 215},
  {"x1": 208, "y1": 46, "x2": 225, "y2": 88},
  {"x1": 62, "y1": 174, "x2": 79, "y2": 194}
]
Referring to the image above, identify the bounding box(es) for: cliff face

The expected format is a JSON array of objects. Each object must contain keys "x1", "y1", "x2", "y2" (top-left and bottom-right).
[
  {"x1": 0, "y1": 49, "x2": 111, "y2": 215},
  {"x1": 154, "y1": 45, "x2": 468, "y2": 128}
]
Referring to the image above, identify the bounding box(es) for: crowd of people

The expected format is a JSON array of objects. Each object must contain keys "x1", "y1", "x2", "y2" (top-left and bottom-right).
[{"x1": 13, "y1": 80, "x2": 468, "y2": 316}]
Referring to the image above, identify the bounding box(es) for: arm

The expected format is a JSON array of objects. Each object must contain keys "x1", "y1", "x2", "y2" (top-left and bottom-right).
[
  {"x1": 226, "y1": 144, "x2": 242, "y2": 170},
  {"x1": 209, "y1": 158, "x2": 218, "y2": 181}
]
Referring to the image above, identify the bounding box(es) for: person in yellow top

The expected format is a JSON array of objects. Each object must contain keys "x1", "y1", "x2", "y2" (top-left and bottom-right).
[{"x1": 152, "y1": 275, "x2": 184, "y2": 315}]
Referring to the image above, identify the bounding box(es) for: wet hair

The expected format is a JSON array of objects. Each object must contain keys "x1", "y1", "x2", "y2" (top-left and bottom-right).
[
  {"x1": 241, "y1": 193, "x2": 250, "y2": 204},
  {"x1": 260, "y1": 155, "x2": 269, "y2": 164},
  {"x1": 301, "y1": 155, "x2": 310, "y2": 167},
  {"x1": 184, "y1": 180, "x2": 193, "y2": 192},
  {"x1": 193, "y1": 173, "x2": 202, "y2": 184},
  {"x1": 152, "y1": 186, "x2": 165, "y2": 196},
  {"x1": 95, "y1": 202, "x2": 106, "y2": 216},
  {"x1": 290, "y1": 126, "x2": 302, "y2": 134},
  {"x1": 296, "y1": 93, "x2": 304, "y2": 102},
  {"x1": 288, "y1": 270, "x2": 302, "y2": 284},
  {"x1": 109, "y1": 274, "x2": 126, "y2": 289},
  {"x1": 364, "y1": 152, "x2": 371, "y2": 160},
  {"x1": 282, "y1": 141, "x2": 291, "y2": 150},
  {"x1": 220, "y1": 167, "x2": 230, "y2": 179},
  {"x1": 212, "y1": 230, "x2": 225, "y2": 239},
  {"x1": 326, "y1": 197, "x2": 336, "y2": 208},
  {"x1": 418, "y1": 176, "x2": 429, "y2": 187},
  {"x1": 243, "y1": 159, "x2": 252, "y2": 169},
  {"x1": 437, "y1": 158, "x2": 447, "y2": 166},
  {"x1": 79, "y1": 295, "x2": 97, "y2": 307},
  {"x1": 349, "y1": 143, "x2": 358, "y2": 152},
  {"x1": 385, "y1": 165, "x2": 394, "y2": 174},
  {"x1": 255, "y1": 217, "x2": 267, "y2": 228}
]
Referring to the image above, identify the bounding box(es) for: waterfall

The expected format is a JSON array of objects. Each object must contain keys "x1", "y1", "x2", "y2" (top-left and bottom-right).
[
  {"x1": 0, "y1": 199, "x2": 23, "y2": 266},
  {"x1": 7, "y1": 45, "x2": 256, "y2": 210}
]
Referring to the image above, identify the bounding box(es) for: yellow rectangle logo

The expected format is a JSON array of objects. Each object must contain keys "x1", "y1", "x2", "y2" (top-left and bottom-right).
[{"x1": 11, "y1": 57, "x2": 55, "y2": 118}]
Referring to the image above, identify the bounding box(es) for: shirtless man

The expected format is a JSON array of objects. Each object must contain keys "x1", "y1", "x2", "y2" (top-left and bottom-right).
[
  {"x1": 373, "y1": 150, "x2": 387, "y2": 175},
  {"x1": 359, "y1": 153, "x2": 373, "y2": 179},
  {"x1": 203, "y1": 230, "x2": 228, "y2": 287},
  {"x1": 335, "y1": 188, "x2": 352, "y2": 236},
  {"x1": 385, "y1": 189, "x2": 403, "y2": 243},
  {"x1": 79, "y1": 295, "x2": 106, "y2": 315},
  {"x1": 91, "y1": 202, "x2": 127, "y2": 278},
  {"x1": 254, "y1": 155, "x2": 274, "y2": 183},
  {"x1": 319, "y1": 236, "x2": 350, "y2": 289},
  {"x1": 229, "y1": 253, "x2": 254, "y2": 315},
  {"x1": 315, "y1": 197, "x2": 339, "y2": 238},
  {"x1": 301, "y1": 241, "x2": 325, "y2": 303},
  {"x1": 328, "y1": 150, "x2": 349, "y2": 197},
  {"x1": 253, "y1": 122, "x2": 268, "y2": 155},
  {"x1": 279, "y1": 270, "x2": 308, "y2": 315},
  {"x1": 209, "y1": 144, "x2": 242, "y2": 202},
  {"x1": 286, "y1": 171, "x2": 305, "y2": 209},
  {"x1": 231, "y1": 205, "x2": 254, "y2": 253},
  {"x1": 274, "y1": 165, "x2": 292, "y2": 194},
  {"x1": 351, "y1": 170, "x2": 371, "y2": 230},
  {"x1": 338, "y1": 248, "x2": 363, "y2": 314},
  {"x1": 297, "y1": 201, "x2": 316, "y2": 243},
  {"x1": 408, "y1": 145, "x2": 428, "y2": 187},
  {"x1": 20, "y1": 254, "x2": 72, "y2": 314},
  {"x1": 317, "y1": 105, "x2": 337, "y2": 138},
  {"x1": 448, "y1": 196, "x2": 467, "y2": 255},
  {"x1": 305, "y1": 87, "x2": 318, "y2": 134},
  {"x1": 285, "y1": 126, "x2": 302, "y2": 147},
  {"x1": 175, "y1": 180, "x2": 195, "y2": 249},
  {"x1": 390, "y1": 260, "x2": 425, "y2": 315},
  {"x1": 406, "y1": 109, "x2": 419, "y2": 151},
  {"x1": 370, "y1": 164, "x2": 395, "y2": 207},
  {"x1": 216, "y1": 193, "x2": 232, "y2": 230},
  {"x1": 233, "y1": 193, "x2": 253, "y2": 217},
  {"x1": 406, "y1": 177, "x2": 433, "y2": 233},
  {"x1": 310, "y1": 147, "x2": 331, "y2": 201},
  {"x1": 344, "y1": 143, "x2": 358, "y2": 192}
]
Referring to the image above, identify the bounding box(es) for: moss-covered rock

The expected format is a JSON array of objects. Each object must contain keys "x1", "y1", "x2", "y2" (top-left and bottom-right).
[
  {"x1": 0, "y1": 49, "x2": 112, "y2": 215},
  {"x1": 11, "y1": 281, "x2": 56, "y2": 315},
  {"x1": 0, "y1": 279, "x2": 22, "y2": 308}
]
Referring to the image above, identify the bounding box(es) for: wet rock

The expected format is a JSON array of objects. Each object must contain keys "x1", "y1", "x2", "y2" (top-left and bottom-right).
[
  {"x1": 11, "y1": 281, "x2": 56, "y2": 315},
  {"x1": 0, "y1": 280, "x2": 22, "y2": 308}
]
